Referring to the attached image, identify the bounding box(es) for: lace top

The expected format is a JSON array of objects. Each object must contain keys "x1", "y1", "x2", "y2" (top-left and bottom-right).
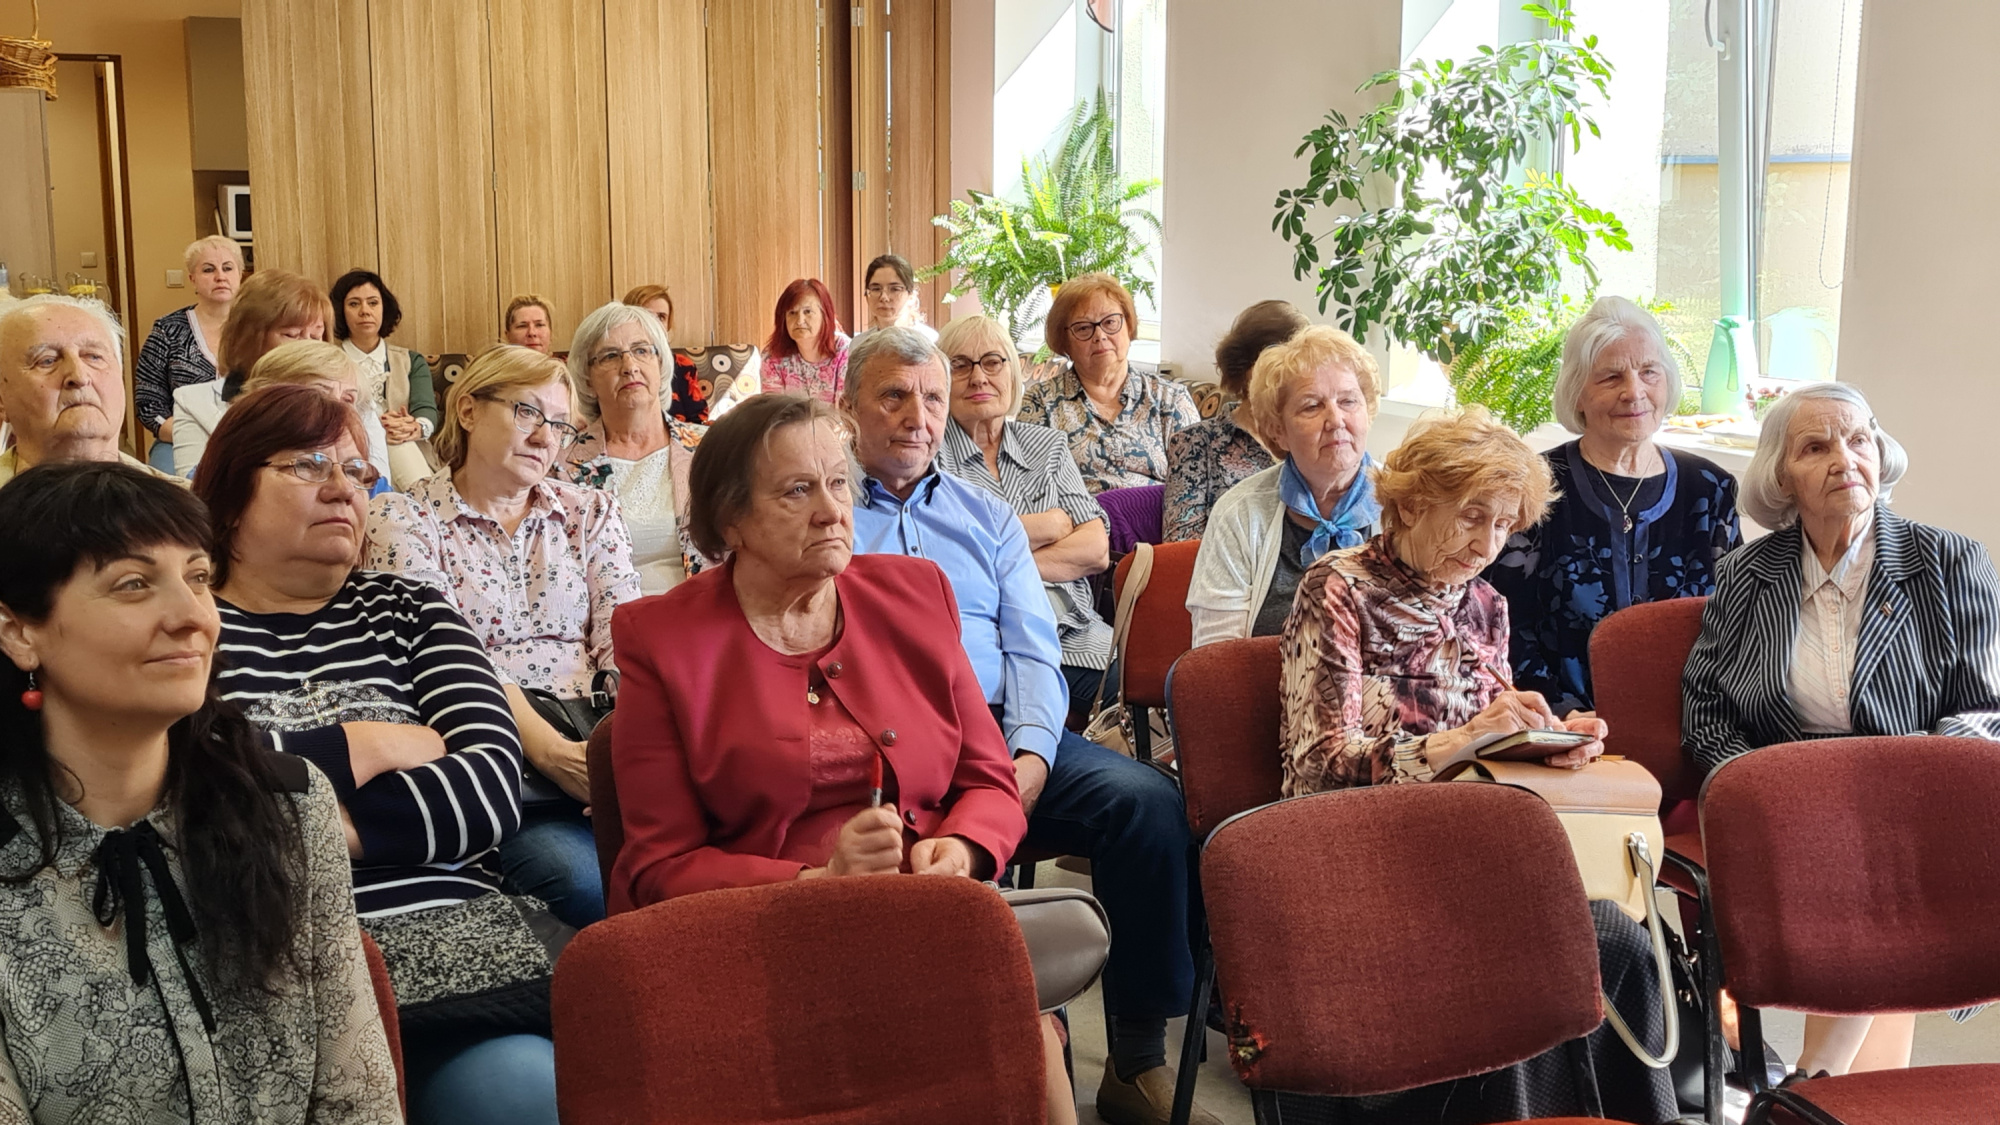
[{"x1": 0, "y1": 769, "x2": 402, "y2": 1124}]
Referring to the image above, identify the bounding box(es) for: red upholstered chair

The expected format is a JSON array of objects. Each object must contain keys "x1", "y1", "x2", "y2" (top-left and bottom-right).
[
  {"x1": 1701, "y1": 737, "x2": 2000, "y2": 1124},
  {"x1": 585, "y1": 714, "x2": 622, "y2": 909},
  {"x1": 1186, "y1": 783, "x2": 1638, "y2": 1123},
  {"x1": 552, "y1": 874, "x2": 1048, "y2": 1124},
  {"x1": 1109, "y1": 539, "x2": 1203, "y2": 759},
  {"x1": 358, "y1": 929, "x2": 406, "y2": 1115},
  {"x1": 1590, "y1": 595, "x2": 1709, "y2": 890}
]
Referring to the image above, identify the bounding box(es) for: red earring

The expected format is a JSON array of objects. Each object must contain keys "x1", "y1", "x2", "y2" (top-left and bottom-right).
[{"x1": 20, "y1": 670, "x2": 42, "y2": 712}]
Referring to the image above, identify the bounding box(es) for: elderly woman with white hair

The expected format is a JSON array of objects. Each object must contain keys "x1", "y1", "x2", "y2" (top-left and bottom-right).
[
  {"x1": 559, "y1": 301, "x2": 713, "y2": 595},
  {"x1": 1682, "y1": 380, "x2": 2000, "y2": 1079},
  {"x1": 934, "y1": 314, "x2": 1115, "y2": 719},
  {"x1": 1484, "y1": 296, "x2": 1741, "y2": 715},
  {"x1": 1187, "y1": 324, "x2": 1383, "y2": 647}
]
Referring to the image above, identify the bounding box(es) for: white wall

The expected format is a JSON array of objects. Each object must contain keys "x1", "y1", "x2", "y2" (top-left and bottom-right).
[
  {"x1": 1837, "y1": 0, "x2": 2000, "y2": 553},
  {"x1": 1157, "y1": 0, "x2": 1401, "y2": 384}
]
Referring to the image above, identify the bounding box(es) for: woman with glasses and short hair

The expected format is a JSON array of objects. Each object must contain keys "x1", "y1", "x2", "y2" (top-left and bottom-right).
[
  {"x1": 558, "y1": 302, "x2": 712, "y2": 595},
  {"x1": 862, "y1": 253, "x2": 936, "y2": 342},
  {"x1": 1018, "y1": 272, "x2": 1198, "y2": 493},
  {"x1": 365, "y1": 346, "x2": 640, "y2": 928}
]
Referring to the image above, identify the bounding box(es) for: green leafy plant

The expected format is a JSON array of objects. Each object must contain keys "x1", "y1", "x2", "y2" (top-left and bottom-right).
[
  {"x1": 1273, "y1": 0, "x2": 1630, "y2": 364},
  {"x1": 924, "y1": 94, "x2": 1161, "y2": 349},
  {"x1": 1449, "y1": 296, "x2": 1698, "y2": 433}
]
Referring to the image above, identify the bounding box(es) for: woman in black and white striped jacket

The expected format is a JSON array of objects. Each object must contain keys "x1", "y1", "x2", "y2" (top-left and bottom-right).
[
  {"x1": 1682, "y1": 380, "x2": 2000, "y2": 1079},
  {"x1": 193, "y1": 385, "x2": 556, "y2": 1125}
]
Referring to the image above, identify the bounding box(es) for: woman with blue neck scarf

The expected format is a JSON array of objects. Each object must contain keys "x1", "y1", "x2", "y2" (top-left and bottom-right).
[{"x1": 1188, "y1": 325, "x2": 1382, "y2": 646}]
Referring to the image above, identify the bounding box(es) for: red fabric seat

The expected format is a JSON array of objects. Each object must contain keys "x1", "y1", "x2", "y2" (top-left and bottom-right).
[
  {"x1": 358, "y1": 929, "x2": 406, "y2": 1116},
  {"x1": 1165, "y1": 635, "x2": 1286, "y2": 841},
  {"x1": 1703, "y1": 737, "x2": 2000, "y2": 1122},
  {"x1": 552, "y1": 875, "x2": 1047, "y2": 1124},
  {"x1": 585, "y1": 714, "x2": 623, "y2": 910},
  {"x1": 1111, "y1": 540, "x2": 1202, "y2": 711}
]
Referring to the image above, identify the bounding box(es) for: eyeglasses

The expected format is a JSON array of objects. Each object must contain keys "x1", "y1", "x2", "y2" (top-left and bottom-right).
[
  {"x1": 1066, "y1": 313, "x2": 1127, "y2": 343},
  {"x1": 949, "y1": 352, "x2": 1011, "y2": 379},
  {"x1": 265, "y1": 453, "x2": 381, "y2": 489},
  {"x1": 866, "y1": 283, "x2": 910, "y2": 298},
  {"x1": 476, "y1": 393, "x2": 581, "y2": 449},
  {"x1": 587, "y1": 343, "x2": 660, "y2": 370}
]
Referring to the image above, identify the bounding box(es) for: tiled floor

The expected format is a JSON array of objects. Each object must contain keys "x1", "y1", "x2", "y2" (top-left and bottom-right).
[{"x1": 1032, "y1": 863, "x2": 2000, "y2": 1125}]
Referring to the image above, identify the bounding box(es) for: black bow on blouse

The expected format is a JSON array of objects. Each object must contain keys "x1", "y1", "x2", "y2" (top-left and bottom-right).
[{"x1": 92, "y1": 822, "x2": 216, "y2": 1034}]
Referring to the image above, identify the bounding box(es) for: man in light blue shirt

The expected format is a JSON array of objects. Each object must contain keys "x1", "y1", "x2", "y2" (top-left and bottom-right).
[{"x1": 844, "y1": 328, "x2": 1212, "y2": 1125}]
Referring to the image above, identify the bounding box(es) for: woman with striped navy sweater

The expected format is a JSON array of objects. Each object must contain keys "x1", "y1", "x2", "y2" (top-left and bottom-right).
[{"x1": 192, "y1": 385, "x2": 554, "y2": 1125}]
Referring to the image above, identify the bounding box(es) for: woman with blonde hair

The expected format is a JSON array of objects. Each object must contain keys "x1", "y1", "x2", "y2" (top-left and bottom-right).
[
  {"x1": 504, "y1": 295, "x2": 555, "y2": 354},
  {"x1": 134, "y1": 235, "x2": 243, "y2": 470},
  {"x1": 171, "y1": 270, "x2": 334, "y2": 477},
  {"x1": 1018, "y1": 272, "x2": 1198, "y2": 493},
  {"x1": 621, "y1": 283, "x2": 708, "y2": 423},
  {"x1": 1187, "y1": 324, "x2": 1381, "y2": 647},
  {"x1": 367, "y1": 344, "x2": 638, "y2": 927},
  {"x1": 227, "y1": 340, "x2": 392, "y2": 489}
]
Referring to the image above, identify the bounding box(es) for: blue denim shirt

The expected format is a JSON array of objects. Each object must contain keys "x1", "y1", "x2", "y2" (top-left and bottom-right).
[{"x1": 852, "y1": 468, "x2": 1067, "y2": 766}]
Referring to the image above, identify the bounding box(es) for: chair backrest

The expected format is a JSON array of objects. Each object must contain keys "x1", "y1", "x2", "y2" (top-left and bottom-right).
[
  {"x1": 552, "y1": 875, "x2": 1046, "y2": 1124},
  {"x1": 1590, "y1": 595, "x2": 1707, "y2": 805},
  {"x1": 1166, "y1": 635, "x2": 1286, "y2": 839},
  {"x1": 1702, "y1": 736, "x2": 2000, "y2": 1015},
  {"x1": 358, "y1": 929, "x2": 407, "y2": 1115},
  {"x1": 1201, "y1": 784, "x2": 1603, "y2": 1096},
  {"x1": 1112, "y1": 539, "x2": 1201, "y2": 709},
  {"x1": 586, "y1": 714, "x2": 622, "y2": 910},
  {"x1": 1096, "y1": 483, "x2": 1166, "y2": 555}
]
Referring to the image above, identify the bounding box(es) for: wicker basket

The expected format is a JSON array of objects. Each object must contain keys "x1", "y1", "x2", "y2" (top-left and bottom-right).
[{"x1": 0, "y1": 1, "x2": 56, "y2": 101}]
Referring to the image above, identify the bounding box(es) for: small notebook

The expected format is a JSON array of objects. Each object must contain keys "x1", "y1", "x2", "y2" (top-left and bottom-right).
[{"x1": 1434, "y1": 728, "x2": 1596, "y2": 775}]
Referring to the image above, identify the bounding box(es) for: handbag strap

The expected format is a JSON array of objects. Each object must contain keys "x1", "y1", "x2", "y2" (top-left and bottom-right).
[
  {"x1": 1601, "y1": 832, "x2": 1680, "y2": 1071},
  {"x1": 1090, "y1": 542, "x2": 1155, "y2": 717}
]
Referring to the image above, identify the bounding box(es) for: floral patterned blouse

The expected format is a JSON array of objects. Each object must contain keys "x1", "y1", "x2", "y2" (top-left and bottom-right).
[
  {"x1": 364, "y1": 472, "x2": 641, "y2": 697},
  {"x1": 0, "y1": 768, "x2": 402, "y2": 1124},
  {"x1": 1163, "y1": 409, "x2": 1274, "y2": 542},
  {"x1": 1280, "y1": 536, "x2": 1511, "y2": 796},
  {"x1": 559, "y1": 414, "x2": 713, "y2": 596},
  {"x1": 761, "y1": 332, "x2": 851, "y2": 405},
  {"x1": 1017, "y1": 365, "x2": 1201, "y2": 493}
]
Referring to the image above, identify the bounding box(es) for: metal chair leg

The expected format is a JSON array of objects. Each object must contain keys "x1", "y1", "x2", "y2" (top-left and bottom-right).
[
  {"x1": 1170, "y1": 941, "x2": 1215, "y2": 1125},
  {"x1": 1134, "y1": 704, "x2": 1153, "y2": 759}
]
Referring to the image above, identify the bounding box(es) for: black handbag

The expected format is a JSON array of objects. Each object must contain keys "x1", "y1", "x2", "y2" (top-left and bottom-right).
[
  {"x1": 517, "y1": 671, "x2": 617, "y2": 809},
  {"x1": 362, "y1": 892, "x2": 575, "y2": 1038}
]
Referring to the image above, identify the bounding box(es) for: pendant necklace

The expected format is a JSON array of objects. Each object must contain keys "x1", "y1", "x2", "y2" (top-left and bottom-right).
[{"x1": 1592, "y1": 464, "x2": 1646, "y2": 533}]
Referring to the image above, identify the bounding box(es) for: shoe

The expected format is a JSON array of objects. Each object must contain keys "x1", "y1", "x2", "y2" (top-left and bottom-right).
[{"x1": 1095, "y1": 1065, "x2": 1221, "y2": 1125}]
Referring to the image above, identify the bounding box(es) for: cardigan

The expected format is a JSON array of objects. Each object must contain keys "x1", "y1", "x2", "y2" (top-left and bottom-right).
[
  {"x1": 608, "y1": 553, "x2": 1027, "y2": 912},
  {"x1": 1187, "y1": 463, "x2": 1381, "y2": 648},
  {"x1": 0, "y1": 765, "x2": 401, "y2": 1124},
  {"x1": 132, "y1": 305, "x2": 219, "y2": 436},
  {"x1": 1484, "y1": 441, "x2": 1740, "y2": 714},
  {"x1": 1682, "y1": 505, "x2": 2000, "y2": 776},
  {"x1": 173, "y1": 380, "x2": 393, "y2": 484}
]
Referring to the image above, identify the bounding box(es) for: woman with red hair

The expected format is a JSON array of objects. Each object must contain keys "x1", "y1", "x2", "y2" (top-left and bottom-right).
[{"x1": 761, "y1": 278, "x2": 850, "y2": 405}]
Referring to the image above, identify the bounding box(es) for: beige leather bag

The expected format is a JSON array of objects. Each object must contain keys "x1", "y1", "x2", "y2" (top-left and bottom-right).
[
  {"x1": 1082, "y1": 542, "x2": 1154, "y2": 758},
  {"x1": 1437, "y1": 756, "x2": 1678, "y2": 1069},
  {"x1": 1001, "y1": 886, "x2": 1111, "y2": 1014}
]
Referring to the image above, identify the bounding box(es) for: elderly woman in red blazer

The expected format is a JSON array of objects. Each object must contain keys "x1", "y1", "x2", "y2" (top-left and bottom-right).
[{"x1": 608, "y1": 393, "x2": 1027, "y2": 908}]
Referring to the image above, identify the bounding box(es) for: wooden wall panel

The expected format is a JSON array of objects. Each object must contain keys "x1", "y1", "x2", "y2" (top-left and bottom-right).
[
  {"x1": 368, "y1": 0, "x2": 498, "y2": 354},
  {"x1": 491, "y1": 0, "x2": 610, "y2": 350},
  {"x1": 889, "y1": 0, "x2": 950, "y2": 328},
  {"x1": 606, "y1": 0, "x2": 716, "y2": 346},
  {"x1": 707, "y1": 0, "x2": 823, "y2": 347},
  {"x1": 242, "y1": 0, "x2": 377, "y2": 285},
  {"x1": 821, "y1": 0, "x2": 856, "y2": 330},
  {"x1": 850, "y1": 0, "x2": 888, "y2": 325}
]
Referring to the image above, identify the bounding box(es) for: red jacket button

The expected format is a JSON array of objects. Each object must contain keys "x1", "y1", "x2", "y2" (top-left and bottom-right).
[{"x1": 879, "y1": 729, "x2": 898, "y2": 746}]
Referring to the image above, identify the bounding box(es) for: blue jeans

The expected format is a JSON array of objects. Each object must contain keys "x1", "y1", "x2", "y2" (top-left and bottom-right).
[
  {"x1": 1025, "y1": 729, "x2": 1195, "y2": 1021},
  {"x1": 146, "y1": 436, "x2": 175, "y2": 474},
  {"x1": 407, "y1": 1032, "x2": 558, "y2": 1125},
  {"x1": 497, "y1": 805, "x2": 605, "y2": 928}
]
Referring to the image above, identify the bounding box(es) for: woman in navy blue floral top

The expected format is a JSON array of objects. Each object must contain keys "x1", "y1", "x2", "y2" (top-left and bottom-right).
[{"x1": 1484, "y1": 297, "x2": 1741, "y2": 715}]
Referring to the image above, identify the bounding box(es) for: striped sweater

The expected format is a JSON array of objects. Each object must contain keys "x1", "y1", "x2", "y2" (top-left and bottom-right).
[{"x1": 216, "y1": 570, "x2": 525, "y2": 918}]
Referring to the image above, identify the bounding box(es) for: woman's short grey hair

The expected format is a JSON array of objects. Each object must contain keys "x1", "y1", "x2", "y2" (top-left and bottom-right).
[
  {"x1": 566, "y1": 301, "x2": 673, "y2": 422},
  {"x1": 0, "y1": 295, "x2": 126, "y2": 365},
  {"x1": 935, "y1": 315, "x2": 1023, "y2": 414},
  {"x1": 840, "y1": 325, "x2": 951, "y2": 407},
  {"x1": 1740, "y1": 381, "x2": 1908, "y2": 529},
  {"x1": 1553, "y1": 296, "x2": 1682, "y2": 434}
]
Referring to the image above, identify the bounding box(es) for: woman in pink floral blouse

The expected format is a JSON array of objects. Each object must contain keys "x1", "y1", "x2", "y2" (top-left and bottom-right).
[
  {"x1": 760, "y1": 277, "x2": 851, "y2": 405},
  {"x1": 365, "y1": 344, "x2": 641, "y2": 928},
  {"x1": 1275, "y1": 407, "x2": 1676, "y2": 1124}
]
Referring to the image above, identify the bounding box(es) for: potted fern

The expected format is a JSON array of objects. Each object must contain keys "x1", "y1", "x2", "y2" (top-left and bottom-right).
[{"x1": 924, "y1": 94, "x2": 1161, "y2": 351}]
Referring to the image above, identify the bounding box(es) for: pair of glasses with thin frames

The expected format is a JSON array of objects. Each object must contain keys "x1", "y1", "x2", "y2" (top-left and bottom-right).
[
  {"x1": 264, "y1": 454, "x2": 381, "y2": 489},
  {"x1": 476, "y1": 393, "x2": 582, "y2": 449}
]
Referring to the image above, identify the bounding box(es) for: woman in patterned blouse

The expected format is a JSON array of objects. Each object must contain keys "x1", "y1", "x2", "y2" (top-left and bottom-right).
[
  {"x1": 559, "y1": 302, "x2": 713, "y2": 595},
  {"x1": 760, "y1": 277, "x2": 851, "y2": 404},
  {"x1": 1279, "y1": 408, "x2": 1676, "y2": 1124},
  {"x1": 1018, "y1": 272, "x2": 1199, "y2": 493},
  {"x1": 0, "y1": 461, "x2": 400, "y2": 1124},
  {"x1": 133, "y1": 236, "x2": 241, "y2": 471},
  {"x1": 1161, "y1": 300, "x2": 1302, "y2": 541},
  {"x1": 366, "y1": 345, "x2": 641, "y2": 928}
]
